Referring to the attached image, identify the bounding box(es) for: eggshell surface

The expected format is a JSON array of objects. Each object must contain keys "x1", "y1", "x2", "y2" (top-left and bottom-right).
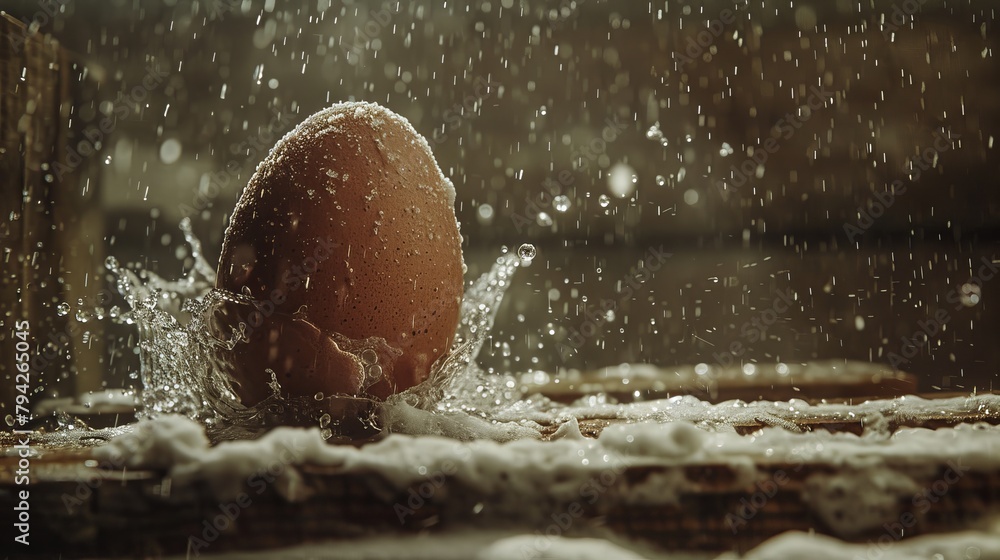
[{"x1": 215, "y1": 102, "x2": 464, "y2": 404}]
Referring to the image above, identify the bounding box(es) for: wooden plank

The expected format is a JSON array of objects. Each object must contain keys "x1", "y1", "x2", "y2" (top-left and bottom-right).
[{"x1": 1, "y1": 445, "x2": 997, "y2": 556}]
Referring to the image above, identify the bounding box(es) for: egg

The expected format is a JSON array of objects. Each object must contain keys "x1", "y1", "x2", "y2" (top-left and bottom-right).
[{"x1": 213, "y1": 102, "x2": 464, "y2": 406}]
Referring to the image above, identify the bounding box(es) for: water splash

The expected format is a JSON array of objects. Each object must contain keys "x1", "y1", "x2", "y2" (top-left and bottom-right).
[
  {"x1": 393, "y1": 251, "x2": 524, "y2": 417},
  {"x1": 106, "y1": 219, "x2": 525, "y2": 440}
]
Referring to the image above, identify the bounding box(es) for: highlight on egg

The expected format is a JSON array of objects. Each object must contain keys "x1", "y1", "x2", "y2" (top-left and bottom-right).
[{"x1": 212, "y1": 101, "x2": 465, "y2": 406}]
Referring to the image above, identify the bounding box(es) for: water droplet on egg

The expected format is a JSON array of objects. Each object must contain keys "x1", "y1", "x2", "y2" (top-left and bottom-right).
[{"x1": 361, "y1": 349, "x2": 378, "y2": 365}]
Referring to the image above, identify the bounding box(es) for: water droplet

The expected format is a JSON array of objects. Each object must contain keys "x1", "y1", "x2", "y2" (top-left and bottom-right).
[
  {"x1": 75, "y1": 309, "x2": 92, "y2": 323},
  {"x1": 57, "y1": 302, "x2": 70, "y2": 316},
  {"x1": 319, "y1": 413, "x2": 331, "y2": 428},
  {"x1": 960, "y1": 283, "x2": 982, "y2": 307},
  {"x1": 4, "y1": 414, "x2": 14, "y2": 427},
  {"x1": 476, "y1": 203, "x2": 494, "y2": 224},
  {"x1": 655, "y1": 175, "x2": 666, "y2": 187},
  {"x1": 553, "y1": 195, "x2": 571, "y2": 213},
  {"x1": 159, "y1": 138, "x2": 182, "y2": 164},
  {"x1": 598, "y1": 194, "x2": 611, "y2": 208},
  {"x1": 608, "y1": 162, "x2": 637, "y2": 198},
  {"x1": 536, "y1": 212, "x2": 553, "y2": 226},
  {"x1": 314, "y1": 392, "x2": 325, "y2": 401},
  {"x1": 683, "y1": 189, "x2": 699, "y2": 205},
  {"x1": 517, "y1": 243, "x2": 536, "y2": 263}
]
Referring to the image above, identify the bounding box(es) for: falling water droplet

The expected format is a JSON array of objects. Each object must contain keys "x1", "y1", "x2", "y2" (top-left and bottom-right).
[
  {"x1": 57, "y1": 302, "x2": 70, "y2": 316},
  {"x1": 655, "y1": 175, "x2": 667, "y2": 187},
  {"x1": 598, "y1": 194, "x2": 611, "y2": 208},
  {"x1": 553, "y1": 195, "x2": 571, "y2": 212},
  {"x1": 517, "y1": 243, "x2": 536, "y2": 263},
  {"x1": 960, "y1": 283, "x2": 982, "y2": 307},
  {"x1": 608, "y1": 162, "x2": 637, "y2": 198}
]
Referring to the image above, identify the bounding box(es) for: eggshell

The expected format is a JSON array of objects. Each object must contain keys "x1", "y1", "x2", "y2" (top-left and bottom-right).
[{"x1": 214, "y1": 102, "x2": 464, "y2": 404}]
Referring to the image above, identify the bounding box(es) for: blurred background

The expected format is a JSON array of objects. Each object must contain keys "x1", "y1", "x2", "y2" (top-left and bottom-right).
[{"x1": 1, "y1": 0, "x2": 998, "y2": 415}]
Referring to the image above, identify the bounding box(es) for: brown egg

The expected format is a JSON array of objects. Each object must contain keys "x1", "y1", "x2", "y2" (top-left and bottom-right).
[{"x1": 214, "y1": 102, "x2": 464, "y2": 405}]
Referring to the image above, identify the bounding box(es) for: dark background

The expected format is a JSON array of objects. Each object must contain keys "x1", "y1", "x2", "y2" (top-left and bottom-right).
[{"x1": 1, "y1": 0, "x2": 998, "y2": 407}]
